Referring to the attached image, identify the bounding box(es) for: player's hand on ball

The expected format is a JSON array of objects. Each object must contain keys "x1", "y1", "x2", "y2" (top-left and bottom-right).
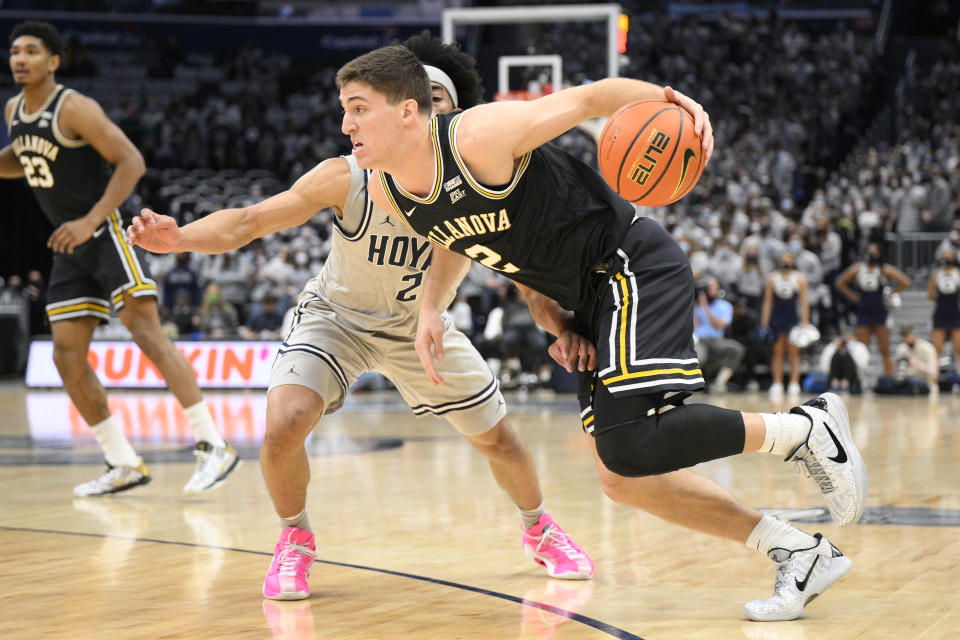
[
  {"x1": 415, "y1": 308, "x2": 447, "y2": 386},
  {"x1": 664, "y1": 86, "x2": 714, "y2": 166},
  {"x1": 127, "y1": 208, "x2": 181, "y2": 253}
]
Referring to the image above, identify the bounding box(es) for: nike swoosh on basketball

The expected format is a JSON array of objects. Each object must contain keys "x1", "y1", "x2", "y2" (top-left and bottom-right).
[
  {"x1": 824, "y1": 423, "x2": 848, "y2": 463},
  {"x1": 671, "y1": 148, "x2": 697, "y2": 198},
  {"x1": 794, "y1": 555, "x2": 819, "y2": 591},
  {"x1": 404, "y1": 206, "x2": 417, "y2": 217}
]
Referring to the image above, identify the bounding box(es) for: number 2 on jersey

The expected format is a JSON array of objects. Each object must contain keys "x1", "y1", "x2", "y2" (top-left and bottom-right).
[
  {"x1": 396, "y1": 272, "x2": 423, "y2": 302},
  {"x1": 19, "y1": 155, "x2": 55, "y2": 188},
  {"x1": 464, "y1": 244, "x2": 519, "y2": 273}
]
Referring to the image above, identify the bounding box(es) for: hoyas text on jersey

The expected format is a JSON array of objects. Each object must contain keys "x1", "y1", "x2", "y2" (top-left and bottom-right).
[{"x1": 367, "y1": 234, "x2": 432, "y2": 271}]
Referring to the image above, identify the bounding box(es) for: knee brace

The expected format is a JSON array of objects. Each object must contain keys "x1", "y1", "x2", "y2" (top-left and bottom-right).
[{"x1": 592, "y1": 388, "x2": 745, "y2": 477}]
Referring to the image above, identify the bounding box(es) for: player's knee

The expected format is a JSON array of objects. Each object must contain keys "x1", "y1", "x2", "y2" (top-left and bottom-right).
[
  {"x1": 52, "y1": 342, "x2": 88, "y2": 377},
  {"x1": 264, "y1": 399, "x2": 324, "y2": 451},
  {"x1": 592, "y1": 402, "x2": 746, "y2": 477},
  {"x1": 594, "y1": 419, "x2": 672, "y2": 477},
  {"x1": 124, "y1": 317, "x2": 164, "y2": 350},
  {"x1": 467, "y1": 420, "x2": 525, "y2": 463},
  {"x1": 594, "y1": 462, "x2": 639, "y2": 503}
]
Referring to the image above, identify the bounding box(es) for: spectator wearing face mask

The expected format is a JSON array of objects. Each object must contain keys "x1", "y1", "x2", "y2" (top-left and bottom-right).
[
  {"x1": 736, "y1": 245, "x2": 766, "y2": 315},
  {"x1": 197, "y1": 282, "x2": 239, "y2": 339},
  {"x1": 707, "y1": 235, "x2": 743, "y2": 291},
  {"x1": 761, "y1": 251, "x2": 808, "y2": 397},
  {"x1": 836, "y1": 243, "x2": 912, "y2": 376},
  {"x1": 741, "y1": 214, "x2": 785, "y2": 273},
  {"x1": 693, "y1": 277, "x2": 745, "y2": 393},
  {"x1": 929, "y1": 246, "x2": 960, "y2": 365},
  {"x1": 788, "y1": 231, "x2": 824, "y2": 325},
  {"x1": 935, "y1": 226, "x2": 960, "y2": 263}
]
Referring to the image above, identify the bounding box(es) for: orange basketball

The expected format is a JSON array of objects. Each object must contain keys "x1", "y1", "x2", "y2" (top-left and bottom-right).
[{"x1": 597, "y1": 99, "x2": 705, "y2": 206}]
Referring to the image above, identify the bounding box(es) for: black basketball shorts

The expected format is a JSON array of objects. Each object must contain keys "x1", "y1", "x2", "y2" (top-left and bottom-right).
[
  {"x1": 46, "y1": 210, "x2": 158, "y2": 324},
  {"x1": 576, "y1": 217, "x2": 704, "y2": 433}
]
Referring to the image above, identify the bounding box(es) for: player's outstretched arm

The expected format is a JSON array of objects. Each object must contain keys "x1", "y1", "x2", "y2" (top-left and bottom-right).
[
  {"x1": 415, "y1": 245, "x2": 471, "y2": 386},
  {"x1": 456, "y1": 79, "x2": 713, "y2": 171},
  {"x1": 128, "y1": 157, "x2": 351, "y2": 254}
]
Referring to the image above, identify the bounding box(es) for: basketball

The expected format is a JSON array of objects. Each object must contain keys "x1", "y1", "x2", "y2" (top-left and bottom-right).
[{"x1": 597, "y1": 99, "x2": 705, "y2": 206}]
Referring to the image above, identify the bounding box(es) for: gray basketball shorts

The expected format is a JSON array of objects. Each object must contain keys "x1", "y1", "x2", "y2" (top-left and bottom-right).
[{"x1": 268, "y1": 296, "x2": 505, "y2": 436}]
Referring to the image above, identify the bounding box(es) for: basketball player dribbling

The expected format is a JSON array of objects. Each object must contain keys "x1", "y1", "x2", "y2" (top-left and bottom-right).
[
  {"x1": 336, "y1": 44, "x2": 869, "y2": 621},
  {"x1": 128, "y1": 34, "x2": 594, "y2": 601},
  {"x1": 1, "y1": 21, "x2": 239, "y2": 497}
]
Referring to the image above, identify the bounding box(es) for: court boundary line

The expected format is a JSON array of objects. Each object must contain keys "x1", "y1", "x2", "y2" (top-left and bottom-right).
[{"x1": 0, "y1": 525, "x2": 646, "y2": 640}]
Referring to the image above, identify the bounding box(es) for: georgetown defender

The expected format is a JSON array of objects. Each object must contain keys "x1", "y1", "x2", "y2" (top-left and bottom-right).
[{"x1": 128, "y1": 34, "x2": 594, "y2": 601}]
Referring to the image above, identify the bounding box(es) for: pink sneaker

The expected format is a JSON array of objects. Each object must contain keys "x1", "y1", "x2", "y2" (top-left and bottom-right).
[
  {"x1": 263, "y1": 527, "x2": 316, "y2": 600},
  {"x1": 522, "y1": 514, "x2": 594, "y2": 580}
]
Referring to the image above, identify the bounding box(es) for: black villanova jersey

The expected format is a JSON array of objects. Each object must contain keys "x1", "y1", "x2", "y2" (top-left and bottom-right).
[
  {"x1": 378, "y1": 111, "x2": 635, "y2": 310},
  {"x1": 8, "y1": 84, "x2": 113, "y2": 227}
]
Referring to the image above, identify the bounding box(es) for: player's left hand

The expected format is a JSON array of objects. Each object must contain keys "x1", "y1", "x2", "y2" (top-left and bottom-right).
[
  {"x1": 664, "y1": 86, "x2": 714, "y2": 166},
  {"x1": 549, "y1": 330, "x2": 597, "y2": 373},
  {"x1": 47, "y1": 217, "x2": 99, "y2": 254},
  {"x1": 415, "y1": 308, "x2": 447, "y2": 386}
]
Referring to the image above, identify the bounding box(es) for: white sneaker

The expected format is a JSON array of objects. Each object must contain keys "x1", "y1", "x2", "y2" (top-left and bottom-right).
[
  {"x1": 74, "y1": 459, "x2": 151, "y2": 497},
  {"x1": 183, "y1": 441, "x2": 241, "y2": 494},
  {"x1": 744, "y1": 533, "x2": 851, "y2": 621},
  {"x1": 787, "y1": 393, "x2": 868, "y2": 526},
  {"x1": 787, "y1": 382, "x2": 801, "y2": 396},
  {"x1": 769, "y1": 382, "x2": 784, "y2": 397}
]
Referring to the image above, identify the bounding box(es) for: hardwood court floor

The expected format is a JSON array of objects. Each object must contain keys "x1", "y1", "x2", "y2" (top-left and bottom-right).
[{"x1": 1, "y1": 381, "x2": 958, "y2": 640}]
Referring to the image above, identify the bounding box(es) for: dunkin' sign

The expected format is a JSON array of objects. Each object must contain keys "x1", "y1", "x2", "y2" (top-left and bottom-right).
[{"x1": 26, "y1": 341, "x2": 280, "y2": 388}]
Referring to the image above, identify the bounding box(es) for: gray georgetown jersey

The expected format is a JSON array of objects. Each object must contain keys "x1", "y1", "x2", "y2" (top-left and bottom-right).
[{"x1": 305, "y1": 154, "x2": 441, "y2": 334}]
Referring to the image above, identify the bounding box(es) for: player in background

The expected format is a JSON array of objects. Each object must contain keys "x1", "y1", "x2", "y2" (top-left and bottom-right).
[
  {"x1": 128, "y1": 33, "x2": 594, "y2": 601},
  {"x1": 336, "y1": 44, "x2": 868, "y2": 621},
  {"x1": 1, "y1": 21, "x2": 239, "y2": 496}
]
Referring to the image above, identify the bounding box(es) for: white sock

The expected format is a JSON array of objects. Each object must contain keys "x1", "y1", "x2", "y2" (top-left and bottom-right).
[
  {"x1": 184, "y1": 401, "x2": 226, "y2": 448},
  {"x1": 746, "y1": 515, "x2": 818, "y2": 559},
  {"x1": 280, "y1": 509, "x2": 311, "y2": 532},
  {"x1": 759, "y1": 412, "x2": 812, "y2": 456},
  {"x1": 519, "y1": 503, "x2": 545, "y2": 530},
  {"x1": 90, "y1": 415, "x2": 140, "y2": 467}
]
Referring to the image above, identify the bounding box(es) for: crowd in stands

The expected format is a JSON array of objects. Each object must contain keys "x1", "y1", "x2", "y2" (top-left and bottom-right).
[{"x1": 4, "y1": 12, "x2": 959, "y2": 393}]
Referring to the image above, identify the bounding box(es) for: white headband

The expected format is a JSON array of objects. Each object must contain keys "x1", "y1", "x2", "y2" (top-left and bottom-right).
[{"x1": 423, "y1": 64, "x2": 458, "y2": 108}]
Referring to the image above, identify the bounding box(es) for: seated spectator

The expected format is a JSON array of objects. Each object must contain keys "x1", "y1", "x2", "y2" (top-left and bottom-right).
[
  {"x1": 817, "y1": 332, "x2": 870, "y2": 394},
  {"x1": 163, "y1": 253, "x2": 202, "y2": 313},
  {"x1": 693, "y1": 277, "x2": 744, "y2": 393},
  {"x1": 197, "y1": 282, "x2": 239, "y2": 339},
  {"x1": 449, "y1": 293, "x2": 474, "y2": 340},
  {"x1": 240, "y1": 292, "x2": 285, "y2": 340},
  {"x1": 163, "y1": 289, "x2": 199, "y2": 337},
  {"x1": 893, "y1": 327, "x2": 939, "y2": 392},
  {"x1": 479, "y1": 285, "x2": 550, "y2": 387}
]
